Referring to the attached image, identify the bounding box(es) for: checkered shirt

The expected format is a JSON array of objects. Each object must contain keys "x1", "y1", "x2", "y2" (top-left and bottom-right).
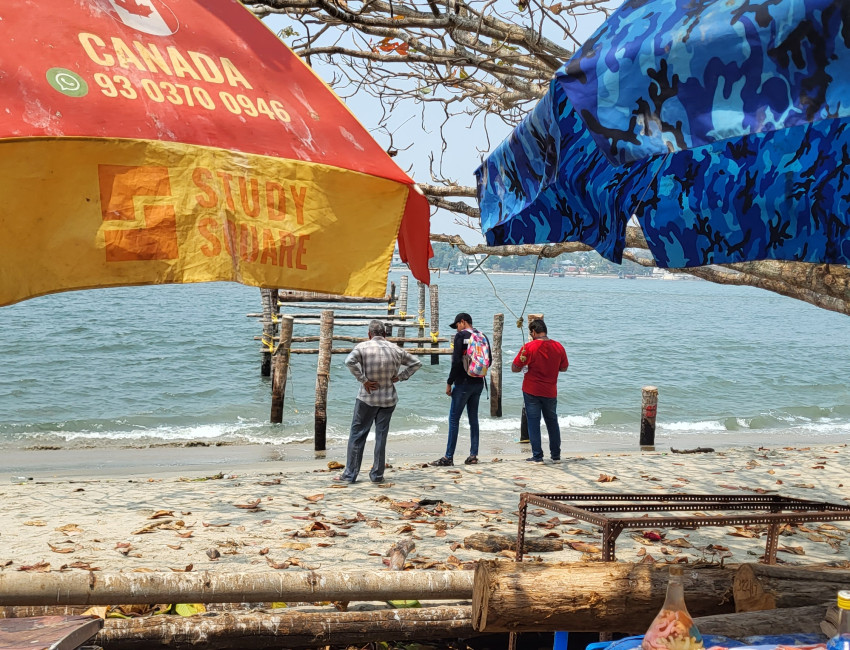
[{"x1": 344, "y1": 336, "x2": 422, "y2": 407}]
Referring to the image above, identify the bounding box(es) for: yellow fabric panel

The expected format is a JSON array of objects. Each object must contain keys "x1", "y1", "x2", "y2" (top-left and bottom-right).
[{"x1": 0, "y1": 138, "x2": 406, "y2": 306}]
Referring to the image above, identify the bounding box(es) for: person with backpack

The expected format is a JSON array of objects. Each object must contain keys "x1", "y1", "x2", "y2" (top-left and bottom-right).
[
  {"x1": 511, "y1": 319, "x2": 569, "y2": 463},
  {"x1": 430, "y1": 312, "x2": 491, "y2": 467}
]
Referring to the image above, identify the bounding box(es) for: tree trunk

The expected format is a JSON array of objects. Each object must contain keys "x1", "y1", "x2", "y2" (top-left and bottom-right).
[
  {"x1": 734, "y1": 563, "x2": 850, "y2": 612},
  {"x1": 0, "y1": 571, "x2": 473, "y2": 607},
  {"x1": 94, "y1": 606, "x2": 479, "y2": 649},
  {"x1": 693, "y1": 603, "x2": 830, "y2": 637},
  {"x1": 472, "y1": 561, "x2": 736, "y2": 633}
]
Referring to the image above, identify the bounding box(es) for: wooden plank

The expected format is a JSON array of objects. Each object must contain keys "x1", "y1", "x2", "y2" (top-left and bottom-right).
[{"x1": 0, "y1": 615, "x2": 102, "y2": 650}]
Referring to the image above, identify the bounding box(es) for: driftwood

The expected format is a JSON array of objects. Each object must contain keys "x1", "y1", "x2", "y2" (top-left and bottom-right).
[
  {"x1": 0, "y1": 571, "x2": 473, "y2": 607},
  {"x1": 671, "y1": 447, "x2": 715, "y2": 454},
  {"x1": 93, "y1": 606, "x2": 478, "y2": 649},
  {"x1": 387, "y1": 540, "x2": 416, "y2": 571},
  {"x1": 472, "y1": 561, "x2": 736, "y2": 633},
  {"x1": 463, "y1": 533, "x2": 563, "y2": 553},
  {"x1": 734, "y1": 563, "x2": 850, "y2": 612},
  {"x1": 693, "y1": 603, "x2": 830, "y2": 636}
]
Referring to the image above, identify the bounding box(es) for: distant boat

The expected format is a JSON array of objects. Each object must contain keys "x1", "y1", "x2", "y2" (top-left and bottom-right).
[{"x1": 548, "y1": 268, "x2": 564, "y2": 277}]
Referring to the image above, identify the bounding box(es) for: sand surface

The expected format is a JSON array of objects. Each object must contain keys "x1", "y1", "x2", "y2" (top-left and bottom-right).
[{"x1": 1, "y1": 444, "x2": 848, "y2": 575}]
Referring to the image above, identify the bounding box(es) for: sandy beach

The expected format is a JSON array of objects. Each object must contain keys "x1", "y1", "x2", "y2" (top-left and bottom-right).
[{"x1": 1, "y1": 443, "x2": 848, "y2": 576}]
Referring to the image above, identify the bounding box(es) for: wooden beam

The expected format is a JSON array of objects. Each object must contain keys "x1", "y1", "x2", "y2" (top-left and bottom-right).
[
  {"x1": 693, "y1": 603, "x2": 830, "y2": 637},
  {"x1": 734, "y1": 563, "x2": 850, "y2": 612}
]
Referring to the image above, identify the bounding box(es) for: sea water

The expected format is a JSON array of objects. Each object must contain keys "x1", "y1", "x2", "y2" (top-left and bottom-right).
[{"x1": 1, "y1": 271, "x2": 849, "y2": 457}]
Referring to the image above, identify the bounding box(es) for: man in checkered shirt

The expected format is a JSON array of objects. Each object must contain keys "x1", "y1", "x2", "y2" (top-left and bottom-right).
[{"x1": 335, "y1": 319, "x2": 422, "y2": 483}]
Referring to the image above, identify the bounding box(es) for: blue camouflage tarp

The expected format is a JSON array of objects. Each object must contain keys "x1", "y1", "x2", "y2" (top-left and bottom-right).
[{"x1": 476, "y1": 0, "x2": 850, "y2": 268}]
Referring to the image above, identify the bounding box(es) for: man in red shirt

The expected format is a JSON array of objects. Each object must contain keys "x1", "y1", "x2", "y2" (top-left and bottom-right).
[{"x1": 511, "y1": 319, "x2": 569, "y2": 463}]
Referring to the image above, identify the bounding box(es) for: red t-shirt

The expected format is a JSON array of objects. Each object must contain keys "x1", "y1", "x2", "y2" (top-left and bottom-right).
[{"x1": 513, "y1": 338, "x2": 568, "y2": 398}]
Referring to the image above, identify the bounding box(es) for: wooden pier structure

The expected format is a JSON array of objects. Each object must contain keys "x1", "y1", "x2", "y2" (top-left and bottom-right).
[{"x1": 248, "y1": 276, "x2": 505, "y2": 449}]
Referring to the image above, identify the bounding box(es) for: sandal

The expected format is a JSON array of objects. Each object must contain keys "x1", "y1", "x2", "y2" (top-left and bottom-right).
[
  {"x1": 429, "y1": 456, "x2": 453, "y2": 467},
  {"x1": 464, "y1": 455, "x2": 479, "y2": 465}
]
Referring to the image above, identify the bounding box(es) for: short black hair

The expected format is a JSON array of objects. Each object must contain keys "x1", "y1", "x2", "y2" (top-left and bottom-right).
[{"x1": 529, "y1": 319, "x2": 547, "y2": 334}]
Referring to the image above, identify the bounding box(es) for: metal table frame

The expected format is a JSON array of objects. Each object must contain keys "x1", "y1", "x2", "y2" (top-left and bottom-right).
[{"x1": 515, "y1": 493, "x2": 850, "y2": 564}]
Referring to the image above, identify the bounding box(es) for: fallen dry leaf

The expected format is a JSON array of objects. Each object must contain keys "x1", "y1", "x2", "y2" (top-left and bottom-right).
[
  {"x1": 234, "y1": 499, "x2": 263, "y2": 509},
  {"x1": 327, "y1": 461, "x2": 344, "y2": 470},
  {"x1": 47, "y1": 543, "x2": 75, "y2": 554},
  {"x1": 568, "y1": 541, "x2": 601, "y2": 553},
  {"x1": 597, "y1": 474, "x2": 618, "y2": 483},
  {"x1": 202, "y1": 522, "x2": 230, "y2": 528},
  {"x1": 779, "y1": 545, "x2": 806, "y2": 555},
  {"x1": 23, "y1": 520, "x2": 46, "y2": 527},
  {"x1": 18, "y1": 562, "x2": 51, "y2": 572},
  {"x1": 304, "y1": 494, "x2": 324, "y2": 503},
  {"x1": 148, "y1": 510, "x2": 175, "y2": 520}
]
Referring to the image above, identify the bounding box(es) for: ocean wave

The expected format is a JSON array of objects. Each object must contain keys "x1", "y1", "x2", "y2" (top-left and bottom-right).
[{"x1": 659, "y1": 420, "x2": 728, "y2": 433}]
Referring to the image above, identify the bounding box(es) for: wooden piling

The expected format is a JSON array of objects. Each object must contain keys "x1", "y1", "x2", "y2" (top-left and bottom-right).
[
  {"x1": 315, "y1": 310, "x2": 335, "y2": 451},
  {"x1": 429, "y1": 284, "x2": 440, "y2": 365},
  {"x1": 640, "y1": 386, "x2": 658, "y2": 451},
  {"x1": 519, "y1": 314, "x2": 543, "y2": 443},
  {"x1": 417, "y1": 281, "x2": 426, "y2": 340},
  {"x1": 386, "y1": 282, "x2": 396, "y2": 338},
  {"x1": 490, "y1": 313, "x2": 503, "y2": 417},
  {"x1": 270, "y1": 316, "x2": 294, "y2": 424},
  {"x1": 260, "y1": 289, "x2": 276, "y2": 377},
  {"x1": 397, "y1": 275, "x2": 409, "y2": 347}
]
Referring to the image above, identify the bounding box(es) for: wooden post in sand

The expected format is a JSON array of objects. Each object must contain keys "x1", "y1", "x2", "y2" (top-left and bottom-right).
[
  {"x1": 270, "y1": 316, "x2": 294, "y2": 424},
  {"x1": 490, "y1": 313, "x2": 503, "y2": 417},
  {"x1": 519, "y1": 313, "x2": 543, "y2": 443},
  {"x1": 397, "y1": 276, "x2": 409, "y2": 347},
  {"x1": 314, "y1": 310, "x2": 335, "y2": 451},
  {"x1": 640, "y1": 386, "x2": 658, "y2": 451},
  {"x1": 429, "y1": 284, "x2": 440, "y2": 365}
]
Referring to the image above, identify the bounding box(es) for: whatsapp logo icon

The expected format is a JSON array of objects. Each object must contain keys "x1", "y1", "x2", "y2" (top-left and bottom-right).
[{"x1": 46, "y1": 68, "x2": 88, "y2": 98}]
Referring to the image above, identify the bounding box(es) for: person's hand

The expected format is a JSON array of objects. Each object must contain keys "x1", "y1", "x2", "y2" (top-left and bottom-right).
[
  {"x1": 364, "y1": 380, "x2": 379, "y2": 393},
  {"x1": 391, "y1": 375, "x2": 400, "y2": 383},
  {"x1": 445, "y1": 384, "x2": 452, "y2": 396},
  {"x1": 519, "y1": 346, "x2": 527, "y2": 363}
]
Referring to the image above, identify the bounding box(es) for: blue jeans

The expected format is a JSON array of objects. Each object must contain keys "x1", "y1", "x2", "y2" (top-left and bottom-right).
[
  {"x1": 523, "y1": 392, "x2": 561, "y2": 460},
  {"x1": 445, "y1": 382, "x2": 484, "y2": 459},
  {"x1": 341, "y1": 399, "x2": 395, "y2": 482}
]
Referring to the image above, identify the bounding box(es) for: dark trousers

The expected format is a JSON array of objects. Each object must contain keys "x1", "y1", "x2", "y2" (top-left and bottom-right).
[
  {"x1": 523, "y1": 392, "x2": 561, "y2": 461},
  {"x1": 445, "y1": 382, "x2": 484, "y2": 459},
  {"x1": 341, "y1": 399, "x2": 395, "y2": 483}
]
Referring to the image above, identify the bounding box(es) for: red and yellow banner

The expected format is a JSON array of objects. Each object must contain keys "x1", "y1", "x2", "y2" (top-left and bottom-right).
[{"x1": 0, "y1": 0, "x2": 431, "y2": 306}]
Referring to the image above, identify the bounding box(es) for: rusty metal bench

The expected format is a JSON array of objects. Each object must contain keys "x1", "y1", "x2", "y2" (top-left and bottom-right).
[{"x1": 516, "y1": 493, "x2": 850, "y2": 563}]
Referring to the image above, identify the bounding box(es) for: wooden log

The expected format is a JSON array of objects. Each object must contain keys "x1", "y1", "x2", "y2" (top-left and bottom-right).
[
  {"x1": 429, "y1": 284, "x2": 440, "y2": 365},
  {"x1": 472, "y1": 561, "x2": 736, "y2": 634},
  {"x1": 387, "y1": 281, "x2": 396, "y2": 339},
  {"x1": 490, "y1": 313, "x2": 503, "y2": 417},
  {"x1": 0, "y1": 571, "x2": 473, "y2": 606},
  {"x1": 270, "y1": 316, "x2": 294, "y2": 424},
  {"x1": 640, "y1": 386, "x2": 658, "y2": 451},
  {"x1": 93, "y1": 606, "x2": 479, "y2": 649},
  {"x1": 734, "y1": 563, "x2": 850, "y2": 613},
  {"x1": 397, "y1": 275, "x2": 409, "y2": 346},
  {"x1": 388, "y1": 540, "x2": 416, "y2": 571},
  {"x1": 314, "y1": 310, "x2": 334, "y2": 452},
  {"x1": 278, "y1": 319, "x2": 409, "y2": 327},
  {"x1": 671, "y1": 447, "x2": 715, "y2": 454},
  {"x1": 693, "y1": 603, "x2": 830, "y2": 637},
  {"x1": 463, "y1": 533, "x2": 562, "y2": 553}
]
